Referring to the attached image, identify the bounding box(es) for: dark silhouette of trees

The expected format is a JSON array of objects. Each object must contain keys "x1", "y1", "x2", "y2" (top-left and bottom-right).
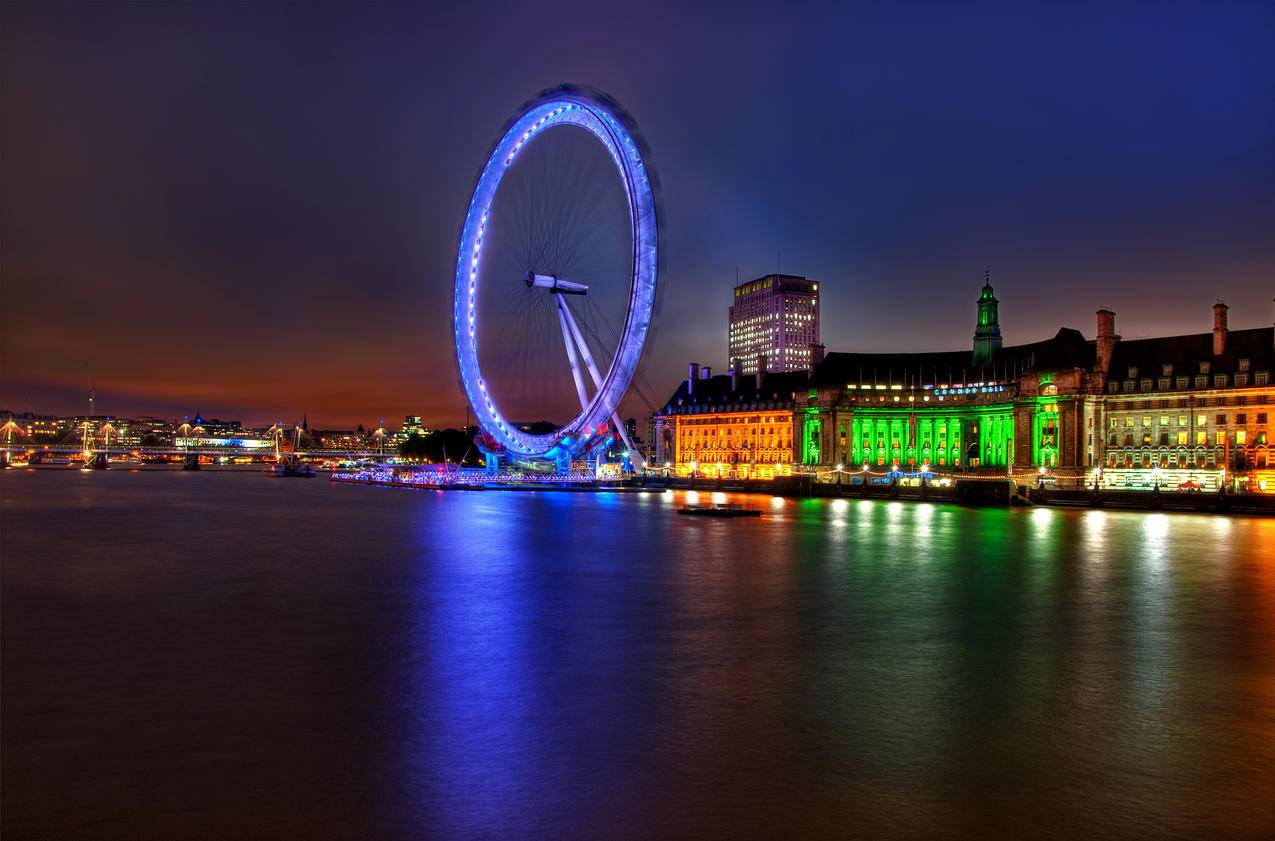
[{"x1": 397, "y1": 428, "x2": 482, "y2": 465}]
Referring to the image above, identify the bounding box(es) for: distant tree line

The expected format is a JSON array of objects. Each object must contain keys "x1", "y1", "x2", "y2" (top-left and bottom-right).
[{"x1": 397, "y1": 427, "x2": 482, "y2": 466}]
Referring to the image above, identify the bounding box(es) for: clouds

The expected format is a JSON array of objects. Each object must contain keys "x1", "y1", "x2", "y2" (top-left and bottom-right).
[{"x1": 3, "y1": 1, "x2": 1273, "y2": 425}]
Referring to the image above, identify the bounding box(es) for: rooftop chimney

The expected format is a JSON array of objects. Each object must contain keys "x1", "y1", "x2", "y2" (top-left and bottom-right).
[
  {"x1": 700, "y1": 366, "x2": 712, "y2": 380},
  {"x1": 688, "y1": 362, "x2": 699, "y2": 395},
  {"x1": 1213, "y1": 300, "x2": 1228, "y2": 356},
  {"x1": 755, "y1": 353, "x2": 767, "y2": 390},
  {"x1": 1095, "y1": 308, "x2": 1118, "y2": 375}
]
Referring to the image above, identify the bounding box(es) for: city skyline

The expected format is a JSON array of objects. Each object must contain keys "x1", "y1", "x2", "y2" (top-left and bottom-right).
[
  {"x1": 3, "y1": 2, "x2": 1274, "y2": 427},
  {"x1": 5, "y1": 6, "x2": 1275, "y2": 839}
]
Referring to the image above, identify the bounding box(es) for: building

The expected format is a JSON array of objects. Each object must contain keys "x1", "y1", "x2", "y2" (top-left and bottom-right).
[
  {"x1": 728, "y1": 273, "x2": 821, "y2": 374},
  {"x1": 127, "y1": 416, "x2": 175, "y2": 445},
  {"x1": 803, "y1": 323, "x2": 1093, "y2": 475},
  {"x1": 972, "y1": 272, "x2": 1003, "y2": 366},
  {"x1": 185, "y1": 414, "x2": 242, "y2": 436},
  {"x1": 1093, "y1": 301, "x2": 1273, "y2": 489},
  {"x1": 392, "y1": 415, "x2": 434, "y2": 448},
  {"x1": 0, "y1": 412, "x2": 70, "y2": 441},
  {"x1": 656, "y1": 280, "x2": 1275, "y2": 491},
  {"x1": 402, "y1": 415, "x2": 429, "y2": 436},
  {"x1": 652, "y1": 362, "x2": 805, "y2": 478}
]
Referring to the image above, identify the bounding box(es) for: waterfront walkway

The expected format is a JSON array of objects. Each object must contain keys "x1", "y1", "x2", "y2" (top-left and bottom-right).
[{"x1": 628, "y1": 476, "x2": 1275, "y2": 515}]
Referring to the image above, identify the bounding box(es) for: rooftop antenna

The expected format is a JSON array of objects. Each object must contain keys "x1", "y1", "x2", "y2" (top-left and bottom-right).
[{"x1": 84, "y1": 362, "x2": 95, "y2": 418}]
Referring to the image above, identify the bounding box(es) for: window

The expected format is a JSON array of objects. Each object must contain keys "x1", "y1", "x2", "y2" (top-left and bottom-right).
[
  {"x1": 1178, "y1": 415, "x2": 1188, "y2": 427},
  {"x1": 1215, "y1": 374, "x2": 1228, "y2": 388},
  {"x1": 1124, "y1": 380, "x2": 1135, "y2": 393},
  {"x1": 1238, "y1": 358, "x2": 1250, "y2": 372},
  {"x1": 1197, "y1": 431, "x2": 1208, "y2": 445},
  {"x1": 1237, "y1": 430, "x2": 1247, "y2": 445},
  {"x1": 1177, "y1": 431, "x2": 1188, "y2": 446},
  {"x1": 1140, "y1": 379, "x2": 1152, "y2": 391},
  {"x1": 1237, "y1": 414, "x2": 1247, "y2": 424},
  {"x1": 1217, "y1": 414, "x2": 1227, "y2": 425},
  {"x1": 1235, "y1": 373, "x2": 1248, "y2": 387},
  {"x1": 1107, "y1": 381, "x2": 1119, "y2": 394},
  {"x1": 1257, "y1": 372, "x2": 1270, "y2": 386},
  {"x1": 1127, "y1": 367, "x2": 1138, "y2": 379},
  {"x1": 1125, "y1": 417, "x2": 1134, "y2": 428},
  {"x1": 1142, "y1": 416, "x2": 1152, "y2": 428},
  {"x1": 1159, "y1": 416, "x2": 1169, "y2": 426},
  {"x1": 1259, "y1": 413, "x2": 1269, "y2": 424},
  {"x1": 1162, "y1": 364, "x2": 1173, "y2": 377},
  {"x1": 1158, "y1": 378, "x2": 1170, "y2": 391},
  {"x1": 1200, "y1": 361, "x2": 1211, "y2": 374},
  {"x1": 1196, "y1": 414, "x2": 1207, "y2": 426},
  {"x1": 1195, "y1": 375, "x2": 1208, "y2": 388},
  {"x1": 1216, "y1": 431, "x2": 1226, "y2": 445},
  {"x1": 1176, "y1": 376, "x2": 1188, "y2": 389}
]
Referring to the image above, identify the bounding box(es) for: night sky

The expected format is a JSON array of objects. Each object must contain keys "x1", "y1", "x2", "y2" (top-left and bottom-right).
[{"x1": 3, "y1": 1, "x2": 1273, "y2": 427}]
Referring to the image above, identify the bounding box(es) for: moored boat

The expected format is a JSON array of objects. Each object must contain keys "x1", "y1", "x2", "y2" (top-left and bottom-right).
[{"x1": 677, "y1": 503, "x2": 760, "y2": 518}]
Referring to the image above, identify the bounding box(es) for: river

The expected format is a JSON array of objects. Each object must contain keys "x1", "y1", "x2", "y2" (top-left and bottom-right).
[{"x1": 2, "y1": 469, "x2": 1273, "y2": 839}]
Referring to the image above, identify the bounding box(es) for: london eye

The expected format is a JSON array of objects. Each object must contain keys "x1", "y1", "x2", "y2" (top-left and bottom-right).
[{"x1": 452, "y1": 85, "x2": 661, "y2": 471}]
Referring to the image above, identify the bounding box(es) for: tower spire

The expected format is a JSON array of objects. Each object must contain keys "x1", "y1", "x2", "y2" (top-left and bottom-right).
[{"x1": 972, "y1": 270, "x2": 1002, "y2": 366}]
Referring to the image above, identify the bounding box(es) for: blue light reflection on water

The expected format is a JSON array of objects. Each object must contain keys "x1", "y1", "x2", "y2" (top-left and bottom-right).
[
  {"x1": 3, "y1": 473, "x2": 1274, "y2": 840},
  {"x1": 386, "y1": 488, "x2": 1275, "y2": 839}
]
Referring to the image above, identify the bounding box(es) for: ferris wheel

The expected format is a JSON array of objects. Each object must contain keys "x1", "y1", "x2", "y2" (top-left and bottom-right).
[{"x1": 452, "y1": 85, "x2": 660, "y2": 469}]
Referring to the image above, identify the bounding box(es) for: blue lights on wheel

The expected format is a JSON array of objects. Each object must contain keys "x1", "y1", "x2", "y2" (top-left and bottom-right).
[{"x1": 452, "y1": 86, "x2": 659, "y2": 461}]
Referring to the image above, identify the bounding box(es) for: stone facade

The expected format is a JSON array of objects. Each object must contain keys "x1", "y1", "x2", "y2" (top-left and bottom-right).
[{"x1": 654, "y1": 288, "x2": 1275, "y2": 491}]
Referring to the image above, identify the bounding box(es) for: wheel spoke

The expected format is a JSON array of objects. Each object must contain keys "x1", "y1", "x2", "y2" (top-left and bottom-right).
[{"x1": 454, "y1": 87, "x2": 660, "y2": 463}]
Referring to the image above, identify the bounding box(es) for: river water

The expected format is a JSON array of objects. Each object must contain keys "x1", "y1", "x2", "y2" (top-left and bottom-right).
[{"x1": 2, "y1": 470, "x2": 1273, "y2": 840}]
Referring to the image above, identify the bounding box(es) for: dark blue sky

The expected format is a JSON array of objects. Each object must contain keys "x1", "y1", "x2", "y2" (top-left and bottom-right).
[{"x1": 3, "y1": 1, "x2": 1273, "y2": 426}]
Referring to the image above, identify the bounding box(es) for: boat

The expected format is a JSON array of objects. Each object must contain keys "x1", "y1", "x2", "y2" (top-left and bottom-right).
[
  {"x1": 264, "y1": 424, "x2": 315, "y2": 477},
  {"x1": 265, "y1": 454, "x2": 315, "y2": 478},
  {"x1": 677, "y1": 503, "x2": 761, "y2": 518}
]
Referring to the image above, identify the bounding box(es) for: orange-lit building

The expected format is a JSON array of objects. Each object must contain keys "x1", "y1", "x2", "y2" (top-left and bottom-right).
[
  {"x1": 654, "y1": 288, "x2": 1275, "y2": 492},
  {"x1": 1094, "y1": 302, "x2": 1274, "y2": 491},
  {"x1": 653, "y1": 363, "x2": 804, "y2": 478}
]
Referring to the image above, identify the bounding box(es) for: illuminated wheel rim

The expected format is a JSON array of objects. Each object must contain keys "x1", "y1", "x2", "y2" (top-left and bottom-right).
[{"x1": 452, "y1": 85, "x2": 658, "y2": 459}]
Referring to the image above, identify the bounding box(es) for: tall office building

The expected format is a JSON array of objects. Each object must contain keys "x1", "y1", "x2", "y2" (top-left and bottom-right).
[{"x1": 728, "y1": 273, "x2": 821, "y2": 374}]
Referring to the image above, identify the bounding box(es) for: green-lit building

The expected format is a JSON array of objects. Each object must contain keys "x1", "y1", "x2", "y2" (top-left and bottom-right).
[
  {"x1": 799, "y1": 278, "x2": 1091, "y2": 476},
  {"x1": 655, "y1": 280, "x2": 1274, "y2": 488},
  {"x1": 654, "y1": 278, "x2": 1092, "y2": 478}
]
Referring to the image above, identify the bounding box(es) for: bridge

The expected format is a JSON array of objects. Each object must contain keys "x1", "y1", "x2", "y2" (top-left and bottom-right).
[{"x1": 1, "y1": 444, "x2": 396, "y2": 461}]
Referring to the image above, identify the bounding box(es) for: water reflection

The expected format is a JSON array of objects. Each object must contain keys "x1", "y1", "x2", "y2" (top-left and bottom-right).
[
  {"x1": 402, "y1": 493, "x2": 1275, "y2": 838},
  {"x1": 4, "y1": 473, "x2": 1273, "y2": 840}
]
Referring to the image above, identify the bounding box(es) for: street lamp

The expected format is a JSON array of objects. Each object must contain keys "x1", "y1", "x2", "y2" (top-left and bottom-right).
[{"x1": 1, "y1": 418, "x2": 19, "y2": 462}]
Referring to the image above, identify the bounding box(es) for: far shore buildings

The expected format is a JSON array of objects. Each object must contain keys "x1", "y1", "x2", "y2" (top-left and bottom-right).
[{"x1": 654, "y1": 278, "x2": 1275, "y2": 492}]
